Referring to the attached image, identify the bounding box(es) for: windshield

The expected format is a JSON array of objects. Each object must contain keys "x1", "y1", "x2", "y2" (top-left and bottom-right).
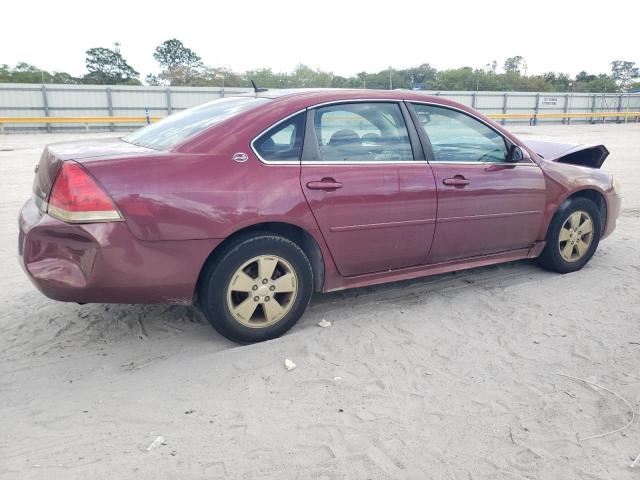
[{"x1": 123, "y1": 96, "x2": 269, "y2": 150}]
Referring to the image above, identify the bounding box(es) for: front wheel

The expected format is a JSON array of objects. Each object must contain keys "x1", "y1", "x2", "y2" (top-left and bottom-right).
[
  {"x1": 537, "y1": 197, "x2": 602, "y2": 274},
  {"x1": 198, "y1": 233, "x2": 313, "y2": 343}
]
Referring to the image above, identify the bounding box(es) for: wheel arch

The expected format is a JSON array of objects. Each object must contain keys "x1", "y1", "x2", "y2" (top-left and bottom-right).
[
  {"x1": 546, "y1": 187, "x2": 608, "y2": 238},
  {"x1": 195, "y1": 222, "x2": 325, "y2": 300}
]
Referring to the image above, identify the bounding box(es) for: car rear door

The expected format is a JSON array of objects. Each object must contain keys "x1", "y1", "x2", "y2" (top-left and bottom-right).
[
  {"x1": 300, "y1": 101, "x2": 437, "y2": 277},
  {"x1": 407, "y1": 102, "x2": 546, "y2": 264}
]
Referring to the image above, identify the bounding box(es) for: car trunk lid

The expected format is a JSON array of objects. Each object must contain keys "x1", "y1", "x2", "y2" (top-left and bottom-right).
[
  {"x1": 523, "y1": 140, "x2": 609, "y2": 168},
  {"x1": 33, "y1": 137, "x2": 156, "y2": 207}
]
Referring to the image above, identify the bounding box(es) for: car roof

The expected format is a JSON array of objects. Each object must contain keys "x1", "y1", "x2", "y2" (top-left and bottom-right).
[{"x1": 234, "y1": 88, "x2": 444, "y2": 105}]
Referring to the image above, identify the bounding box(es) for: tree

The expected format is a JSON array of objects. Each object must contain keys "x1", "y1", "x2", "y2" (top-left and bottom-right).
[
  {"x1": 152, "y1": 39, "x2": 204, "y2": 86},
  {"x1": 610, "y1": 60, "x2": 640, "y2": 91},
  {"x1": 0, "y1": 62, "x2": 78, "y2": 84},
  {"x1": 330, "y1": 75, "x2": 351, "y2": 88},
  {"x1": 503, "y1": 56, "x2": 525, "y2": 75},
  {"x1": 145, "y1": 73, "x2": 165, "y2": 86},
  {"x1": 434, "y1": 67, "x2": 475, "y2": 90},
  {"x1": 405, "y1": 63, "x2": 437, "y2": 88},
  {"x1": 289, "y1": 64, "x2": 333, "y2": 88},
  {"x1": 83, "y1": 47, "x2": 140, "y2": 84},
  {"x1": 243, "y1": 68, "x2": 289, "y2": 88},
  {"x1": 576, "y1": 71, "x2": 595, "y2": 82}
]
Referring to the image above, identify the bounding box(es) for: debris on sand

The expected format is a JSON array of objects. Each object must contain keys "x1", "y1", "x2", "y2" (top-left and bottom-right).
[
  {"x1": 318, "y1": 319, "x2": 331, "y2": 328},
  {"x1": 554, "y1": 372, "x2": 635, "y2": 442},
  {"x1": 284, "y1": 359, "x2": 296, "y2": 371},
  {"x1": 146, "y1": 436, "x2": 165, "y2": 451}
]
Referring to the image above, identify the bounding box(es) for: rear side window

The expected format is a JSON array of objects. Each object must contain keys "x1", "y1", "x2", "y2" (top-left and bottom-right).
[
  {"x1": 253, "y1": 112, "x2": 305, "y2": 162},
  {"x1": 124, "y1": 96, "x2": 269, "y2": 151},
  {"x1": 312, "y1": 102, "x2": 413, "y2": 162}
]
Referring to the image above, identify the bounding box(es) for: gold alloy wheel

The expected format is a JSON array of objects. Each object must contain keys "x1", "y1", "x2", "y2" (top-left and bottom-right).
[
  {"x1": 226, "y1": 255, "x2": 298, "y2": 328},
  {"x1": 558, "y1": 210, "x2": 594, "y2": 262}
]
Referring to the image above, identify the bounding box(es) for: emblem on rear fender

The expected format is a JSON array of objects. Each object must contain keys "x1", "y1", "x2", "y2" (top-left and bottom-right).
[{"x1": 232, "y1": 152, "x2": 249, "y2": 163}]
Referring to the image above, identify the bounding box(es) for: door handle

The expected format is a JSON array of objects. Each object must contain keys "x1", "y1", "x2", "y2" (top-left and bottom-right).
[
  {"x1": 306, "y1": 178, "x2": 343, "y2": 190},
  {"x1": 442, "y1": 176, "x2": 470, "y2": 187}
]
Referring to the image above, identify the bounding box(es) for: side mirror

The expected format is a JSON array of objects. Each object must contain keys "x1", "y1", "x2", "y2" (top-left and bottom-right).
[
  {"x1": 508, "y1": 145, "x2": 524, "y2": 163},
  {"x1": 417, "y1": 111, "x2": 431, "y2": 125}
]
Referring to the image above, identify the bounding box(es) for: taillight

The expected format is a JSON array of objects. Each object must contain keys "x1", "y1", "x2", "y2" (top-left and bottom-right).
[{"x1": 48, "y1": 161, "x2": 122, "y2": 223}]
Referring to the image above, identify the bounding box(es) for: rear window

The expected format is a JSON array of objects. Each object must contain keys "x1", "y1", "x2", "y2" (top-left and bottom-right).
[{"x1": 123, "y1": 96, "x2": 269, "y2": 150}]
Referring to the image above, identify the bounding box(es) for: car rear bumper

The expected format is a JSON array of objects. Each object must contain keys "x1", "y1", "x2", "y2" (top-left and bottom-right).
[
  {"x1": 602, "y1": 189, "x2": 621, "y2": 239},
  {"x1": 19, "y1": 197, "x2": 221, "y2": 304}
]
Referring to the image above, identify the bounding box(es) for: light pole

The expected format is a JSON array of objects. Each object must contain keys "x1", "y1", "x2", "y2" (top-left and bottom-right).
[{"x1": 389, "y1": 66, "x2": 393, "y2": 90}]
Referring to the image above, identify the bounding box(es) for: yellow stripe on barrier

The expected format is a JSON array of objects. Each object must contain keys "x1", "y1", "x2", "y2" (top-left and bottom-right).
[
  {"x1": 0, "y1": 116, "x2": 162, "y2": 124},
  {"x1": 0, "y1": 112, "x2": 639, "y2": 130},
  {"x1": 488, "y1": 112, "x2": 640, "y2": 120}
]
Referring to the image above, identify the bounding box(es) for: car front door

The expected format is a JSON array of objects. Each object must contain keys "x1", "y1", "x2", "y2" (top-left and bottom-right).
[
  {"x1": 408, "y1": 102, "x2": 546, "y2": 264},
  {"x1": 300, "y1": 101, "x2": 437, "y2": 277}
]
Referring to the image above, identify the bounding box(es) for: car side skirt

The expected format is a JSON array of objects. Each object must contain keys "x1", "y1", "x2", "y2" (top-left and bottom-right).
[{"x1": 324, "y1": 242, "x2": 545, "y2": 293}]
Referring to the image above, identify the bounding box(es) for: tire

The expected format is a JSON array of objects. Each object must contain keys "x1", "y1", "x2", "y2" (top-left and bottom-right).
[
  {"x1": 537, "y1": 197, "x2": 602, "y2": 274},
  {"x1": 198, "y1": 232, "x2": 313, "y2": 343}
]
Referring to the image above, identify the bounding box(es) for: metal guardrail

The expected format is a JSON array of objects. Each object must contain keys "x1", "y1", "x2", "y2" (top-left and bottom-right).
[
  {"x1": 1, "y1": 112, "x2": 639, "y2": 133},
  {"x1": 0, "y1": 116, "x2": 163, "y2": 133},
  {"x1": 490, "y1": 111, "x2": 640, "y2": 125}
]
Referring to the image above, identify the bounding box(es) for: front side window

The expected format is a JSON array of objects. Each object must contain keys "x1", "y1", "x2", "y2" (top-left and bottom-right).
[
  {"x1": 312, "y1": 102, "x2": 413, "y2": 162},
  {"x1": 411, "y1": 104, "x2": 508, "y2": 163},
  {"x1": 253, "y1": 112, "x2": 305, "y2": 162},
  {"x1": 124, "y1": 96, "x2": 269, "y2": 151}
]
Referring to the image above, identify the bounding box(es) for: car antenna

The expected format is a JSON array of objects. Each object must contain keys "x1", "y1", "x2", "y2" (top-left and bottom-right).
[{"x1": 250, "y1": 79, "x2": 268, "y2": 94}]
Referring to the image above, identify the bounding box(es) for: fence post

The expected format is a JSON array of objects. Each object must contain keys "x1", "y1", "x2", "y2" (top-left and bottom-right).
[
  {"x1": 471, "y1": 92, "x2": 477, "y2": 109},
  {"x1": 165, "y1": 88, "x2": 172, "y2": 115},
  {"x1": 563, "y1": 93, "x2": 570, "y2": 125},
  {"x1": 534, "y1": 93, "x2": 540, "y2": 126},
  {"x1": 617, "y1": 94, "x2": 623, "y2": 123},
  {"x1": 106, "y1": 87, "x2": 114, "y2": 132},
  {"x1": 41, "y1": 85, "x2": 51, "y2": 133},
  {"x1": 590, "y1": 94, "x2": 596, "y2": 124},
  {"x1": 502, "y1": 92, "x2": 508, "y2": 125}
]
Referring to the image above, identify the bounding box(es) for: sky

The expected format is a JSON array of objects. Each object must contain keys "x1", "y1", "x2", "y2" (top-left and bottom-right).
[{"x1": 2, "y1": 0, "x2": 638, "y2": 81}]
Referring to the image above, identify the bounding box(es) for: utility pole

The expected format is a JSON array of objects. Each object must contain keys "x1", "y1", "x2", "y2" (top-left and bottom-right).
[{"x1": 389, "y1": 67, "x2": 393, "y2": 90}]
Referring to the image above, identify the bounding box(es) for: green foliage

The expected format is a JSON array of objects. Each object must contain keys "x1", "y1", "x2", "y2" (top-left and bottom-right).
[
  {"x1": 152, "y1": 39, "x2": 204, "y2": 86},
  {"x1": 0, "y1": 63, "x2": 79, "y2": 84},
  {"x1": 611, "y1": 60, "x2": 640, "y2": 90},
  {"x1": 2, "y1": 46, "x2": 639, "y2": 94},
  {"x1": 503, "y1": 56, "x2": 525, "y2": 74},
  {"x1": 84, "y1": 47, "x2": 140, "y2": 85}
]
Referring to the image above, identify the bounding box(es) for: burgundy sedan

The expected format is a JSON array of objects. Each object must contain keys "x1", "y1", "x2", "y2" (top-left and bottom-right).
[{"x1": 19, "y1": 89, "x2": 621, "y2": 343}]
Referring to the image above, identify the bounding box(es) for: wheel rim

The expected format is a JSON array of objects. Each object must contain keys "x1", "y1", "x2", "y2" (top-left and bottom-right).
[
  {"x1": 226, "y1": 255, "x2": 298, "y2": 328},
  {"x1": 558, "y1": 210, "x2": 594, "y2": 262}
]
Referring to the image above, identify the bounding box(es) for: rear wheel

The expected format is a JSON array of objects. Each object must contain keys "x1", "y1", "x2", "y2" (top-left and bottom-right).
[
  {"x1": 198, "y1": 233, "x2": 313, "y2": 343},
  {"x1": 537, "y1": 197, "x2": 602, "y2": 274}
]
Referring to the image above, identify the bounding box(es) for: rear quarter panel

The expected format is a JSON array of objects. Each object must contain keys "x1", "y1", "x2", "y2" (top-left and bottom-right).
[{"x1": 82, "y1": 154, "x2": 319, "y2": 242}]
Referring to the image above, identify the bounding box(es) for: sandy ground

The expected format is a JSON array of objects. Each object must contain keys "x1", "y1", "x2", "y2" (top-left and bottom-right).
[{"x1": 1, "y1": 124, "x2": 639, "y2": 479}]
